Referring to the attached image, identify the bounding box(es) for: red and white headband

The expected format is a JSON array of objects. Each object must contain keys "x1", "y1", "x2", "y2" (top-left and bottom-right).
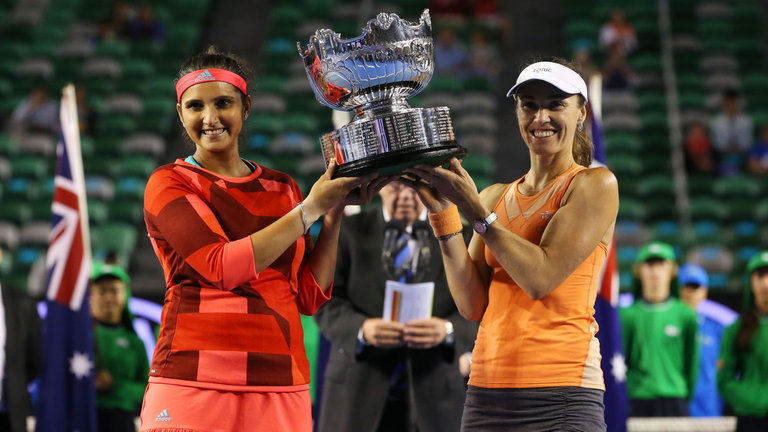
[{"x1": 175, "y1": 68, "x2": 247, "y2": 102}]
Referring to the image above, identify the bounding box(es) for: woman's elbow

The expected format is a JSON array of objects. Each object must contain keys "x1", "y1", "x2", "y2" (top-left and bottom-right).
[
  {"x1": 458, "y1": 302, "x2": 486, "y2": 321},
  {"x1": 521, "y1": 280, "x2": 559, "y2": 301}
]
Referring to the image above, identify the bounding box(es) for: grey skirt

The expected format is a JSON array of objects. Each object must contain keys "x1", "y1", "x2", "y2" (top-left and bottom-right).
[{"x1": 461, "y1": 386, "x2": 606, "y2": 432}]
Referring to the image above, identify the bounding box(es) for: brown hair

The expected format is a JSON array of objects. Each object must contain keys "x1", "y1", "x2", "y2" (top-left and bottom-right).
[
  {"x1": 176, "y1": 45, "x2": 254, "y2": 109},
  {"x1": 515, "y1": 56, "x2": 593, "y2": 167}
]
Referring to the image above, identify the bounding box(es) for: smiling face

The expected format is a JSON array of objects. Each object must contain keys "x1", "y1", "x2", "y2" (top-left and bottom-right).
[
  {"x1": 176, "y1": 81, "x2": 250, "y2": 157},
  {"x1": 515, "y1": 81, "x2": 586, "y2": 159}
]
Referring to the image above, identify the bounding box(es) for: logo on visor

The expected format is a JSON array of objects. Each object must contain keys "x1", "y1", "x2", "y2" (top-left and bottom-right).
[
  {"x1": 194, "y1": 69, "x2": 215, "y2": 83},
  {"x1": 532, "y1": 67, "x2": 552, "y2": 73}
]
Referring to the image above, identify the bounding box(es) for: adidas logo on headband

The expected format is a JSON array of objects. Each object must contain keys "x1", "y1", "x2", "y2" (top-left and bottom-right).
[{"x1": 194, "y1": 69, "x2": 215, "y2": 83}]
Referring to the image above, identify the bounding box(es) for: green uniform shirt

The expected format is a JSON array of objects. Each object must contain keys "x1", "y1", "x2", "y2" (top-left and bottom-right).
[
  {"x1": 95, "y1": 322, "x2": 150, "y2": 412},
  {"x1": 620, "y1": 298, "x2": 699, "y2": 400},
  {"x1": 717, "y1": 316, "x2": 768, "y2": 417}
]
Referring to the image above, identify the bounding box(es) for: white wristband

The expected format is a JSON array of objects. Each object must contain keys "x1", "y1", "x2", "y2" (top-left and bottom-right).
[{"x1": 297, "y1": 202, "x2": 309, "y2": 234}]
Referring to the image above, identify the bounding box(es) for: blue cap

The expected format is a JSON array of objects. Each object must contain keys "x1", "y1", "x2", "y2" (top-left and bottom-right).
[{"x1": 678, "y1": 263, "x2": 708, "y2": 287}]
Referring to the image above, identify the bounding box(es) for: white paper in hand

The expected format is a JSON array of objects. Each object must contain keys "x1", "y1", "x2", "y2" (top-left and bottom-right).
[{"x1": 382, "y1": 280, "x2": 435, "y2": 323}]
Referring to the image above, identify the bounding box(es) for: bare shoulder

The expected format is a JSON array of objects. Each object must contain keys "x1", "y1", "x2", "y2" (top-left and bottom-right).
[
  {"x1": 573, "y1": 166, "x2": 618, "y2": 193},
  {"x1": 478, "y1": 183, "x2": 509, "y2": 208},
  {"x1": 562, "y1": 166, "x2": 618, "y2": 205}
]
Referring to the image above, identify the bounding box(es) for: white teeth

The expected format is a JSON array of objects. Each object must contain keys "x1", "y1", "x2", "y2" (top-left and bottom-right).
[
  {"x1": 203, "y1": 128, "x2": 225, "y2": 135},
  {"x1": 533, "y1": 130, "x2": 554, "y2": 137}
]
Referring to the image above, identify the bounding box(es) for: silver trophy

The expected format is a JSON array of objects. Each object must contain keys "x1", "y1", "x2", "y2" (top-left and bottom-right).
[{"x1": 298, "y1": 9, "x2": 466, "y2": 177}]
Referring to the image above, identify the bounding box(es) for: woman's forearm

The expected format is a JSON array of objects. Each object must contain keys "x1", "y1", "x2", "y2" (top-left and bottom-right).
[
  {"x1": 306, "y1": 206, "x2": 343, "y2": 292},
  {"x1": 439, "y1": 235, "x2": 488, "y2": 321},
  {"x1": 249, "y1": 205, "x2": 315, "y2": 273}
]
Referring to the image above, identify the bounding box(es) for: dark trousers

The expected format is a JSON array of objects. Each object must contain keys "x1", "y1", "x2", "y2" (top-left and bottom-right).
[
  {"x1": 629, "y1": 397, "x2": 688, "y2": 417},
  {"x1": 97, "y1": 407, "x2": 137, "y2": 432},
  {"x1": 377, "y1": 397, "x2": 411, "y2": 432},
  {"x1": 736, "y1": 415, "x2": 768, "y2": 432}
]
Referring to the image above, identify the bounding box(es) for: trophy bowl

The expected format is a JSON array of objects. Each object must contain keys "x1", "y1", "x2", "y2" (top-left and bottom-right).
[{"x1": 298, "y1": 9, "x2": 466, "y2": 177}]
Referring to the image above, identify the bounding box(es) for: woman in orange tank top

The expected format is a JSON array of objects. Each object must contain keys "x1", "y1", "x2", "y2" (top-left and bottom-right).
[{"x1": 404, "y1": 57, "x2": 619, "y2": 431}]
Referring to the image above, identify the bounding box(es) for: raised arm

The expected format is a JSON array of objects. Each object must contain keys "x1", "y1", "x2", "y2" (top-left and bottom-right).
[
  {"x1": 144, "y1": 161, "x2": 376, "y2": 291},
  {"x1": 406, "y1": 159, "x2": 618, "y2": 303},
  {"x1": 475, "y1": 167, "x2": 618, "y2": 299},
  {"x1": 431, "y1": 185, "x2": 505, "y2": 320}
]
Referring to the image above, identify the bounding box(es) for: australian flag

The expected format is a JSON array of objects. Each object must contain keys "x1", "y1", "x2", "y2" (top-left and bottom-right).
[
  {"x1": 587, "y1": 76, "x2": 628, "y2": 432},
  {"x1": 37, "y1": 84, "x2": 97, "y2": 432}
]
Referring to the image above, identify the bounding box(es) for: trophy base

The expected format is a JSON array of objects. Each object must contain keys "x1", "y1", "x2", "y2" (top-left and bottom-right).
[
  {"x1": 334, "y1": 143, "x2": 467, "y2": 177},
  {"x1": 321, "y1": 106, "x2": 465, "y2": 178}
]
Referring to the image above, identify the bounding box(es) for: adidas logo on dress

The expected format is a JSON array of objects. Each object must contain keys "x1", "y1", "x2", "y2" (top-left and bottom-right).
[
  {"x1": 194, "y1": 69, "x2": 215, "y2": 83},
  {"x1": 155, "y1": 409, "x2": 171, "y2": 422}
]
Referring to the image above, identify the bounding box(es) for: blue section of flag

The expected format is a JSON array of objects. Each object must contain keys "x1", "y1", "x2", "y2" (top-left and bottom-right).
[
  {"x1": 37, "y1": 301, "x2": 97, "y2": 432},
  {"x1": 594, "y1": 296, "x2": 628, "y2": 432},
  {"x1": 590, "y1": 103, "x2": 628, "y2": 432}
]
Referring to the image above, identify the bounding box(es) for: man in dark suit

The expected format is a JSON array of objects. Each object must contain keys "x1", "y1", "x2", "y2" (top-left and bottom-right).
[
  {"x1": 314, "y1": 182, "x2": 477, "y2": 432},
  {"x1": 0, "y1": 249, "x2": 42, "y2": 432}
]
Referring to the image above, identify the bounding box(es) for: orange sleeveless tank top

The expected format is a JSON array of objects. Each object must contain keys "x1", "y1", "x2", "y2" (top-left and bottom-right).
[{"x1": 469, "y1": 165, "x2": 606, "y2": 390}]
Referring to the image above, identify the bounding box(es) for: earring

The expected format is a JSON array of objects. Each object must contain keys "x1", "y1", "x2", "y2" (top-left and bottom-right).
[{"x1": 577, "y1": 122, "x2": 584, "y2": 131}]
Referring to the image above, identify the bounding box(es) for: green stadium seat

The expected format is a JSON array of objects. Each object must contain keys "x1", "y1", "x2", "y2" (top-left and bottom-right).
[
  {"x1": 637, "y1": 92, "x2": 666, "y2": 112},
  {"x1": 95, "y1": 115, "x2": 138, "y2": 138},
  {"x1": 605, "y1": 131, "x2": 642, "y2": 154},
  {"x1": 730, "y1": 221, "x2": 760, "y2": 248},
  {"x1": 635, "y1": 174, "x2": 676, "y2": 198},
  {"x1": 107, "y1": 201, "x2": 144, "y2": 225},
  {"x1": 11, "y1": 156, "x2": 48, "y2": 179},
  {"x1": 643, "y1": 198, "x2": 677, "y2": 223},
  {"x1": 0, "y1": 134, "x2": 18, "y2": 156},
  {"x1": 91, "y1": 222, "x2": 138, "y2": 268},
  {"x1": 607, "y1": 154, "x2": 642, "y2": 178},
  {"x1": 0, "y1": 201, "x2": 32, "y2": 225},
  {"x1": 117, "y1": 156, "x2": 157, "y2": 178},
  {"x1": 691, "y1": 221, "x2": 725, "y2": 245},
  {"x1": 87, "y1": 199, "x2": 109, "y2": 225},
  {"x1": 712, "y1": 175, "x2": 760, "y2": 199},
  {"x1": 6, "y1": 178, "x2": 40, "y2": 201},
  {"x1": 651, "y1": 220, "x2": 684, "y2": 246},
  {"x1": 617, "y1": 198, "x2": 646, "y2": 221},
  {"x1": 114, "y1": 177, "x2": 146, "y2": 200},
  {"x1": 689, "y1": 197, "x2": 730, "y2": 222},
  {"x1": 84, "y1": 156, "x2": 119, "y2": 177}
]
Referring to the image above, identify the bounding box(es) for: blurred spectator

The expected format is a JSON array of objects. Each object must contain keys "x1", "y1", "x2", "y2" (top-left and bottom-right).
[
  {"x1": 0, "y1": 249, "x2": 42, "y2": 432},
  {"x1": 679, "y1": 263, "x2": 737, "y2": 417},
  {"x1": 126, "y1": 3, "x2": 166, "y2": 42},
  {"x1": 598, "y1": 8, "x2": 638, "y2": 55},
  {"x1": 90, "y1": 262, "x2": 149, "y2": 432},
  {"x1": 100, "y1": 0, "x2": 134, "y2": 40},
  {"x1": 717, "y1": 251, "x2": 768, "y2": 431},
  {"x1": 748, "y1": 123, "x2": 768, "y2": 175},
  {"x1": 601, "y1": 42, "x2": 638, "y2": 90},
  {"x1": 470, "y1": 0, "x2": 500, "y2": 27},
  {"x1": 465, "y1": 29, "x2": 500, "y2": 79},
  {"x1": 685, "y1": 122, "x2": 715, "y2": 174},
  {"x1": 433, "y1": 27, "x2": 467, "y2": 77},
  {"x1": 429, "y1": 0, "x2": 470, "y2": 21},
  {"x1": 75, "y1": 86, "x2": 96, "y2": 136},
  {"x1": 620, "y1": 242, "x2": 699, "y2": 417},
  {"x1": 9, "y1": 85, "x2": 60, "y2": 137},
  {"x1": 573, "y1": 45, "x2": 598, "y2": 83},
  {"x1": 710, "y1": 89, "x2": 753, "y2": 176}
]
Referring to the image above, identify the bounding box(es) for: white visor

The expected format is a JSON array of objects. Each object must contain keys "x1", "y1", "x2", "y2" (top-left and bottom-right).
[{"x1": 506, "y1": 61, "x2": 588, "y2": 103}]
